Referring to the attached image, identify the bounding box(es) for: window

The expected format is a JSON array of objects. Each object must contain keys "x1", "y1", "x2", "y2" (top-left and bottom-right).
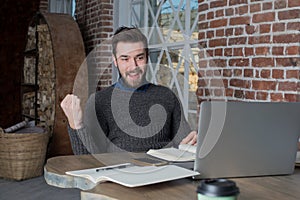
[
  {"x1": 49, "y1": 0, "x2": 75, "y2": 17},
  {"x1": 115, "y1": 0, "x2": 199, "y2": 129}
]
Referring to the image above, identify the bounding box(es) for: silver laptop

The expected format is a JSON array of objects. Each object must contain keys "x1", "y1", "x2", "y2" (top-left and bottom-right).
[{"x1": 193, "y1": 101, "x2": 300, "y2": 179}]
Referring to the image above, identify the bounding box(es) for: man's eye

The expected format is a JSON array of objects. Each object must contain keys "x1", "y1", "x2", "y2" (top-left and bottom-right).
[
  {"x1": 121, "y1": 58, "x2": 129, "y2": 61},
  {"x1": 136, "y1": 56, "x2": 145, "y2": 60}
]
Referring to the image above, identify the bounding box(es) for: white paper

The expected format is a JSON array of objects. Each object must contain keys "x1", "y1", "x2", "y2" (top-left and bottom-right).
[
  {"x1": 147, "y1": 146, "x2": 195, "y2": 162},
  {"x1": 296, "y1": 151, "x2": 300, "y2": 164},
  {"x1": 66, "y1": 164, "x2": 199, "y2": 187},
  {"x1": 178, "y1": 144, "x2": 197, "y2": 154}
]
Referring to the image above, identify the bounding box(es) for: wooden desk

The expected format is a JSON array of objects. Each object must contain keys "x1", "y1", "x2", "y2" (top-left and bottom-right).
[{"x1": 44, "y1": 152, "x2": 300, "y2": 200}]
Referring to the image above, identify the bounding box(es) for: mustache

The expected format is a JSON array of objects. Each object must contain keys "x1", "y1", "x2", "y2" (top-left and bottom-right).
[{"x1": 126, "y1": 67, "x2": 143, "y2": 76}]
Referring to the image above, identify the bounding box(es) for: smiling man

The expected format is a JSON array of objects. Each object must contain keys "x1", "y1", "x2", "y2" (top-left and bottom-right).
[
  {"x1": 112, "y1": 30, "x2": 148, "y2": 88},
  {"x1": 61, "y1": 27, "x2": 197, "y2": 154}
]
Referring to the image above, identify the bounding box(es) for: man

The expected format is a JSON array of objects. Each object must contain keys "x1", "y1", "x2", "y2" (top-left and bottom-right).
[{"x1": 61, "y1": 27, "x2": 197, "y2": 155}]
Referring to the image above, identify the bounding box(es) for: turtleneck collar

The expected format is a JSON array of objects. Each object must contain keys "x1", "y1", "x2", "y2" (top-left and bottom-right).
[{"x1": 113, "y1": 78, "x2": 150, "y2": 92}]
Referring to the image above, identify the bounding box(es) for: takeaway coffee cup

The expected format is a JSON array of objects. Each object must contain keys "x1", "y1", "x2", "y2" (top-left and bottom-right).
[{"x1": 197, "y1": 179, "x2": 239, "y2": 200}]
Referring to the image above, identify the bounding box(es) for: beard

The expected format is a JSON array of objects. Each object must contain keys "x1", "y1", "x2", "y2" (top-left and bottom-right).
[{"x1": 123, "y1": 67, "x2": 147, "y2": 88}]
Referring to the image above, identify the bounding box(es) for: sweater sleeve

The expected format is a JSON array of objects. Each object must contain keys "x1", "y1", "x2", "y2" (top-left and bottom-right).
[
  {"x1": 66, "y1": 93, "x2": 108, "y2": 155},
  {"x1": 67, "y1": 125, "x2": 89, "y2": 155},
  {"x1": 171, "y1": 92, "x2": 192, "y2": 147}
]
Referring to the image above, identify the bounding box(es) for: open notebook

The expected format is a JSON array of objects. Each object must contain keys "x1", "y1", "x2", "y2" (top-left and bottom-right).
[
  {"x1": 65, "y1": 163, "x2": 199, "y2": 188},
  {"x1": 146, "y1": 144, "x2": 196, "y2": 162}
]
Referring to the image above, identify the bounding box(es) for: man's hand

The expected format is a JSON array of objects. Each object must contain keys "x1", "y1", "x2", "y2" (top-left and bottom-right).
[
  {"x1": 60, "y1": 94, "x2": 83, "y2": 129},
  {"x1": 180, "y1": 130, "x2": 197, "y2": 145}
]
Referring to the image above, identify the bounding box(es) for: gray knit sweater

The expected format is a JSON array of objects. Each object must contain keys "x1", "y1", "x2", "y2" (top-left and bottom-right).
[{"x1": 68, "y1": 80, "x2": 192, "y2": 155}]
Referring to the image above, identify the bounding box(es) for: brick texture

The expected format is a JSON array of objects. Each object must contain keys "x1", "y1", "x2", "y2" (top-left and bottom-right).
[
  {"x1": 75, "y1": 0, "x2": 114, "y2": 91},
  {"x1": 198, "y1": 0, "x2": 299, "y2": 103},
  {"x1": 73, "y1": 0, "x2": 299, "y2": 102},
  {"x1": 39, "y1": 0, "x2": 48, "y2": 13}
]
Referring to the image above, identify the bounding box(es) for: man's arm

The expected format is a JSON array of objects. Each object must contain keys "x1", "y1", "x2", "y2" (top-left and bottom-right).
[
  {"x1": 60, "y1": 94, "x2": 108, "y2": 154},
  {"x1": 67, "y1": 125, "x2": 89, "y2": 154},
  {"x1": 170, "y1": 90, "x2": 197, "y2": 146},
  {"x1": 60, "y1": 94, "x2": 89, "y2": 154},
  {"x1": 60, "y1": 94, "x2": 106, "y2": 155}
]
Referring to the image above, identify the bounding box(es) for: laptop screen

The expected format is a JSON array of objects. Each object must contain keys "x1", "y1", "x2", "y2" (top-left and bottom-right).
[{"x1": 194, "y1": 101, "x2": 300, "y2": 179}]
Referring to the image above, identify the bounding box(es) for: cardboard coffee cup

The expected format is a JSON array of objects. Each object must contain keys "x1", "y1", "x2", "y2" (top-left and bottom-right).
[{"x1": 197, "y1": 179, "x2": 239, "y2": 200}]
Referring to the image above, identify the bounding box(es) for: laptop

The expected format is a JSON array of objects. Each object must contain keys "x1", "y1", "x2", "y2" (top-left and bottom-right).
[{"x1": 192, "y1": 101, "x2": 300, "y2": 179}]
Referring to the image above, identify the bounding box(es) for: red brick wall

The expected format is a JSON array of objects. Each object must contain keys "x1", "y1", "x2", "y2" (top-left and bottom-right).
[
  {"x1": 75, "y1": 0, "x2": 114, "y2": 91},
  {"x1": 74, "y1": 0, "x2": 299, "y2": 98},
  {"x1": 197, "y1": 0, "x2": 299, "y2": 103},
  {"x1": 39, "y1": 0, "x2": 48, "y2": 12}
]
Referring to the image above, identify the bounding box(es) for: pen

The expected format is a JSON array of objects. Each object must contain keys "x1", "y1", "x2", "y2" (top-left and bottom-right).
[{"x1": 95, "y1": 163, "x2": 132, "y2": 172}]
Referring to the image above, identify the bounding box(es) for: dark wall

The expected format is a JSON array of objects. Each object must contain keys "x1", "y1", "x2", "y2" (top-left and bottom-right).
[{"x1": 0, "y1": 1, "x2": 40, "y2": 128}]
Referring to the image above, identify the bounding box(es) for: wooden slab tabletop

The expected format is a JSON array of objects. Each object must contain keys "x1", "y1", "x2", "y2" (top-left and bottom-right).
[
  {"x1": 44, "y1": 153, "x2": 300, "y2": 200},
  {"x1": 45, "y1": 152, "x2": 143, "y2": 174},
  {"x1": 44, "y1": 153, "x2": 198, "y2": 200}
]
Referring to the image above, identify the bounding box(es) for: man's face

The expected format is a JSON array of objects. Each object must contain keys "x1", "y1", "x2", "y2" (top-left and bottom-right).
[{"x1": 113, "y1": 41, "x2": 147, "y2": 88}]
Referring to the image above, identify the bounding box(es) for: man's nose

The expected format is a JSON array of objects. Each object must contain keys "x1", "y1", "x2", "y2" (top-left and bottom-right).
[{"x1": 128, "y1": 57, "x2": 138, "y2": 68}]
